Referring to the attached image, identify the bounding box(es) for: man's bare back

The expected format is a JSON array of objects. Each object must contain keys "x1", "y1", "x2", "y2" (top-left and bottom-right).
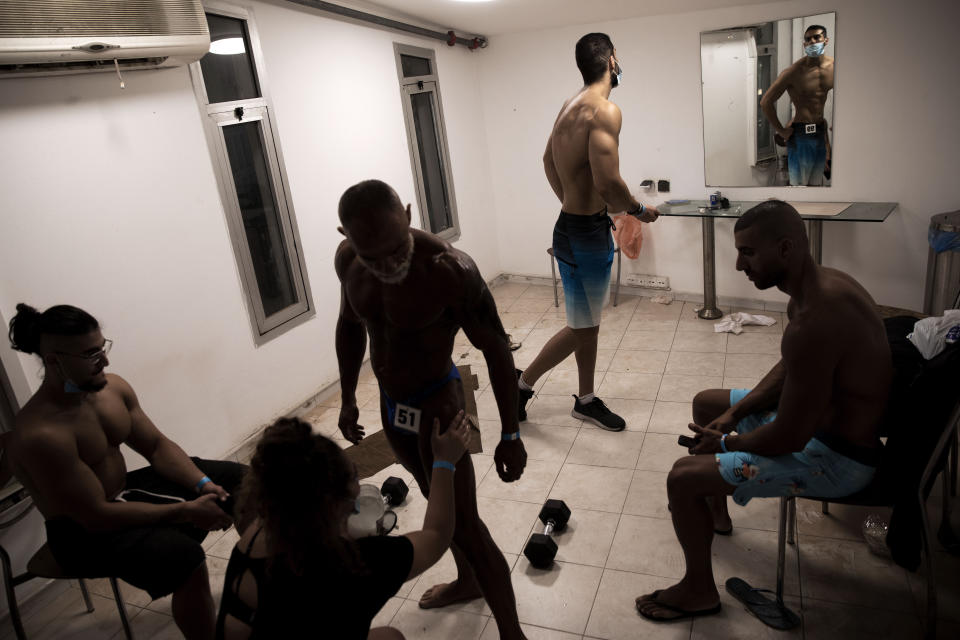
[
  {"x1": 549, "y1": 90, "x2": 620, "y2": 215},
  {"x1": 12, "y1": 375, "x2": 135, "y2": 518},
  {"x1": 780, "y1": 266, "x2": 891, "y2": 448}
]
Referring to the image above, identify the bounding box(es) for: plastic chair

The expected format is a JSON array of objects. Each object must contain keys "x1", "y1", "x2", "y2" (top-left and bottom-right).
[{"x1": 548, "y1": 246, "x2": 622, "y2": 308}]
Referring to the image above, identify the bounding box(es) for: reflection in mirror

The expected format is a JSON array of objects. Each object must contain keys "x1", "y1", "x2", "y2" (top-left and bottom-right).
[{"x1": 701, "y1": 12, "x2": 835, "y2": 187}]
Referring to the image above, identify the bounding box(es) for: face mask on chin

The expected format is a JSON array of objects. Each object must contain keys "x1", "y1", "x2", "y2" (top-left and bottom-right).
[
  {"x1": 356, "y1": 233, "x2": 415, "y2": 284},
  {"x1": 804, "y1": 42, "x2": 825, "y2": 57}
]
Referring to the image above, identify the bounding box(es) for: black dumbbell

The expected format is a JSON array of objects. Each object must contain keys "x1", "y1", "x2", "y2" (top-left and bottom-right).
[
  {"x1": 523, "y1": 499, "x2": 571, "y2": 568},
  {"x1": 380, "y1": 477, "x2": 409, "y2": 507}
]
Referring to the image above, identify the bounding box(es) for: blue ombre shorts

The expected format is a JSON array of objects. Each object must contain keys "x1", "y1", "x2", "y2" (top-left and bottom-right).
[
  {"x1": 715, "y1": 389, "x2": 881, "y2": 506},
  {"x1": 553, "y1": 210, "x2": 614, "y2": 329},
  {"x1": 787, "y1": 122, "x2": 827, "y2": 186}
]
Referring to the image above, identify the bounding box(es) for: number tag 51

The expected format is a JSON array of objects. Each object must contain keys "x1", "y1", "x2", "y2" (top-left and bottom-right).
[{"x1": 393, "y1": 403, "x2": 422, "y2": 434}]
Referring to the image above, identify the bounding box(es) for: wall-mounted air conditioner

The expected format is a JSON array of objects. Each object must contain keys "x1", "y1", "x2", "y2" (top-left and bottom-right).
[{"x1": 0, "y1": 0, "x2": 210, "y2": 78}]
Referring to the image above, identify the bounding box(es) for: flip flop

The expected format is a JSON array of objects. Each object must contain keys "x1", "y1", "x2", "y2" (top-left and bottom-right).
[
  {"x1": 635, "y1": 589, "x2": 722, "y2": 622},
  {"x1": 724, "y1": 578, "x2": 800, "y2": 630}
]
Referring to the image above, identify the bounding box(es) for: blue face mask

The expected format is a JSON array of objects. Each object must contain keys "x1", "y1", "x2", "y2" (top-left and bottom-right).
[
  {"x1": 805, "y1": 42, "x2": 825, "y2": 57},
  {"x1": 64, "y1": 380, "x2": 83, "y2": 393},
  {"x1": 611, "y1": 60, "x2": 623, "y2": 88}
]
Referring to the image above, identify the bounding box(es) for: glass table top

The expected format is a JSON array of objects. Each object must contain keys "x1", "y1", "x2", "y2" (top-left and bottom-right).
[{"x1": 658, "y1": 200, "x2": 898, "y2": 222}]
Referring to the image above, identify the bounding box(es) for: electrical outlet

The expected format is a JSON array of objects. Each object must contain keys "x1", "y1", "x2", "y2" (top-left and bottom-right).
[{"x1": 624, "y1": 274, "x2": 670, "y2": 289}]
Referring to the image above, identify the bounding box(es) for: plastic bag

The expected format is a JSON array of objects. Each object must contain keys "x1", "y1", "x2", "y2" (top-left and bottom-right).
[
  {"x1": 907, "y1": 309, "x2": 960, "y2": 359},
  {"x1": 929, "y1": 228, "x2": 960, "y2": 254},
  {"x1": 613, "y1": 214, "x2": 643, "y2": 259}
]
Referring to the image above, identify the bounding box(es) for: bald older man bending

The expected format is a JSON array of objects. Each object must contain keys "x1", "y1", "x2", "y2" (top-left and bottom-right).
[{"x1": 334, "y1": 180, "x2": 528, "y2": 640}]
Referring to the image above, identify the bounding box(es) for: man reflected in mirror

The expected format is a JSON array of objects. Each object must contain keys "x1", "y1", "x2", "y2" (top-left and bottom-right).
[{"x1": 760, "y1": 25, "x2": 834, "y2": 186}]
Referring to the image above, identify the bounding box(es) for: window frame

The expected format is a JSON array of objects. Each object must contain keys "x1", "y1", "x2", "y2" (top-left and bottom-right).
[
  {"x1": 189, "y1": 1, "x2": 313, "y2": 345},
  {"x1": 393, "y1": 43, "x2": 460, "y2": 242}
]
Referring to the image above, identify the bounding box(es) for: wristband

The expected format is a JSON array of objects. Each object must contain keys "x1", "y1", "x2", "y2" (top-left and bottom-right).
[
  {"x1": 195, "y1": 476, "x2": 211, "y2": 493},
  {"x1": 501, "y1": 432, "x2": 520, "y2": 441},
  {"x1": 720, "y1": 434, "x2": 729, "y2": 453},
  {"x1": 432, "y1": 461, "x2": 456, "y2": 472},
  {"x1": 628, "y1": 203, "x2": 645, "y2": 216}
]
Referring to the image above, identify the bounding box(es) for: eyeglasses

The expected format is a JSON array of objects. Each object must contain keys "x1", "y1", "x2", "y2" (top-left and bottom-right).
[{"x1": 55, "y1": 339, "x2": 113, "y2": 362}]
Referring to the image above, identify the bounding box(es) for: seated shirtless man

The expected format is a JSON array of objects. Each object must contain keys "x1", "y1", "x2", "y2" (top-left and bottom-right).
[
  {"x1": 335, "y1": 180, "x2": 528, "y2": 640},
  {"x1": 636, "y1": 200, "x2": 891, "y2": 621},
  {"x1": 7, "y1": 303, "x2": 246, "y2": 640}
]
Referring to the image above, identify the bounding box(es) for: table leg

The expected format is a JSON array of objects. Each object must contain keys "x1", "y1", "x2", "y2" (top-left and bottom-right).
[
  {"x1": 698, "y1": 216, "x2": 723, "y2": 319},
  {"x1": 807, "y1": 219, "x2": 823, "y2": 265}
]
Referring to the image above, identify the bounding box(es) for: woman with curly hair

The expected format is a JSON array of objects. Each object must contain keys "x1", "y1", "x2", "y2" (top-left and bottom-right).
[{"x1": 216, "y1": 411, "x2": 470, "y2": 639}]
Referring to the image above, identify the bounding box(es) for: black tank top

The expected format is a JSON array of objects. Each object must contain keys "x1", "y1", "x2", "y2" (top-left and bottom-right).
[{"x1": 215, "y1": 529, "x2": 414, "y2": 639}]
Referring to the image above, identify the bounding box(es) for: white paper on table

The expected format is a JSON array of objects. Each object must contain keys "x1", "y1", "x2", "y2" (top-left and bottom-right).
[{"x1": 714, "y1": 312, "x2": 777, "y2": 335}]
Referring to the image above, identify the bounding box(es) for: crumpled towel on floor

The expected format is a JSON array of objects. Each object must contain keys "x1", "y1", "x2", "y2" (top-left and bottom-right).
[{"x1": 714, "y1": 312, "x2": 777, "y2": 334}]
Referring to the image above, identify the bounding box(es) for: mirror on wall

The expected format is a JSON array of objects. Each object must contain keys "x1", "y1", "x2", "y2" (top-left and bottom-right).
[{"x1": 701, "y1": 12, "x2": 835, "y2": 187}]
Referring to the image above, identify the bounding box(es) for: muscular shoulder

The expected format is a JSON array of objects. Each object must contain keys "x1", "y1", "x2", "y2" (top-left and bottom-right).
[
  {"x1": 11, "y1": 414, "x2": 76, "y2": 471},
  {"x1": 334, "y1": 240, "x2": 357, "y2": 281},
  {"x1": 592, "y1": 100, "x2": 622, "y2": 133}
]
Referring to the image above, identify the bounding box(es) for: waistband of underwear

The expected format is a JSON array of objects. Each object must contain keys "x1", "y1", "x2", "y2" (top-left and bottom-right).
[
  {"x1": 812, "y1": 431, "x2": 883, "y2": 467},
  {"x1": 381, "y1": 362, "x2": 461, "y2": 409},
  {"x1": 559, "y1": 207, "x2": 609, "y2": 220}
]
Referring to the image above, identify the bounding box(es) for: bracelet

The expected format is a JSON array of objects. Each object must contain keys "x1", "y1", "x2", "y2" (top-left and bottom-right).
[
  {"x1": 195, "y1": 476, "x2": 211, "y2": 493},
  {"x1": 433, "y1": 461, "x2": 456, "y2": 472},
  {"x1": 720, "y1": 434, "x2": 729, "y2": 453},
  {"x1": 628, "y1": 202, "x2": 645, "y2": 216},
  {"x1": 501, "y1": 432, "x2": 520, "y2": 441}
]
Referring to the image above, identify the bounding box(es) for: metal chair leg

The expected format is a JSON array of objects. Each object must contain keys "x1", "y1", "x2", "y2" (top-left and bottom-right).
[
  {"x1": 0, "y1": 546, "x2": 27, "y2": 640},
  {"x1": 109, "y1": 577, "x2": 134, "y2": 640},
  {"x1": 920, "y1": 487, "x2": 938, "y2": 638},
  {"x1": 549, "y1": 251, "x2": 559, "y2": 308},
  {"x1": 78, "y1": 578, "x2": 95, "y2": 613},
  {"x1": 776, "y1": 497, "x2": 788, "y2": 602},
  {"x1": 786, "y1": 497, "x2": 797, "y2": 545},
  {"x1": 613, "y1": 248, "x2": 621, "y2": 307}
]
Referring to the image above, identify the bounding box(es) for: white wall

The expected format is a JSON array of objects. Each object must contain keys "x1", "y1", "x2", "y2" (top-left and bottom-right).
[
  {"x1": 478, "y1": 0, "x2": 960, "y2": 311},
  {"x1": 0, "y1": 0, "x2": 500, "y2": 467}
]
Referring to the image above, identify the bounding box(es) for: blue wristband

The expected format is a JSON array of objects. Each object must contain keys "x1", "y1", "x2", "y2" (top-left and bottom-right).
[
  {"x1": 433, "y1": 461, "x2": 456, "y2": 472},
  {"x1": 501, "y1": 432, "x2": 520, "y2": 441},
  {"x1": 720, "y1": 434, "x2": 729, "y2": 453},
  {"x1": 195, "y1": 476, "x2": 211, "y2": 492}
]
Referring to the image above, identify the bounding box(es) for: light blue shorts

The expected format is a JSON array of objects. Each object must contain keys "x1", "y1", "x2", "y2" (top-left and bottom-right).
[{"x1": 715, "y1": 389, "x2": 878, "y2": 506}]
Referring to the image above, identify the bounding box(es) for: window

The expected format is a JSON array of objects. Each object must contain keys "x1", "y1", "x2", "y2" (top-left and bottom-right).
[
  {"x1": 394, "y1": 44, "x2": 460, "y2": 241},
  {"x1": 190, "y1": 4, "x2": 312, "y2": 344}
]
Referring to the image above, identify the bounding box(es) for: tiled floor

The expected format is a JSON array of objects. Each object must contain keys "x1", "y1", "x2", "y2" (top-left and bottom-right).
[{"x1": 6, "y1": 281, "x2": 959, "y2": 639}]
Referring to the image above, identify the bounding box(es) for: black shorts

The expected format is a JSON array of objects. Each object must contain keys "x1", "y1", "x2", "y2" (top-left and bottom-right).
[{"x1": 45, "y1": 458, "x2": 246, "y2": 599}]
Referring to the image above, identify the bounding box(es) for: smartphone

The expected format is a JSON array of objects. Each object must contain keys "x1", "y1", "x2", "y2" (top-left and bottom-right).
[{"x1": 677, "y1": 435, "x2": 697, "y2": 449}]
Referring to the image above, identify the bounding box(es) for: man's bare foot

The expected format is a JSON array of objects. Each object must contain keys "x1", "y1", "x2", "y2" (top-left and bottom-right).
[
  {"x1": 418, "y1": 580, "x2": 483, "y2": 609},
  {"x1": 635, "y1": 582, "x2": 721, "y2": 621}
]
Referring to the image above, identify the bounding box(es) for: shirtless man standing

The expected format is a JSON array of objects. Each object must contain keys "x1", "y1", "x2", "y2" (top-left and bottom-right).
[
  {"x1": 517, "y1": 33, "x2": 659, "y2": 431},
  {"x1": 636, "y1": 201, "x2": 891, "y2": 621},
  {"x1": 760, "y1": 24, "x2": 835, "y2": 186},
  {"x1": 7, "y1": 304, "x2": 247, "y2": 640},
  {"x1": 335, "y1": 180, "x2": 528, "y2": 639}
]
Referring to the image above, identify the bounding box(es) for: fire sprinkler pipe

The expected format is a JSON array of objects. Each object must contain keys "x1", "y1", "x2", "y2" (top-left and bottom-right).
[{"x1": 283, "y1": 0, "x2": 488, "y2": 49}]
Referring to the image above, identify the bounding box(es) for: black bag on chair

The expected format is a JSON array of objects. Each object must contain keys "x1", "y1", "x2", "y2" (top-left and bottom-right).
[{"x1": 881, "y1": 316, "x2": 960, "y2": 570}]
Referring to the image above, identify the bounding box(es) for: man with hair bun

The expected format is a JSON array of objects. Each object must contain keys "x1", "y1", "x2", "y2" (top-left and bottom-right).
[{"x1": 7, "y1": 303, "x2": 247, "y2": 640}]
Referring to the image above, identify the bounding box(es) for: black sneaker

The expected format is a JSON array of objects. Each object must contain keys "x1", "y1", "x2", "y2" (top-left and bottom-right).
[
  {"x1": 571, "y1": 395, "x2": 626, "y2": 431},
  {"x1": 517, "y1": 369, "x2": 534, "y2": 422}
]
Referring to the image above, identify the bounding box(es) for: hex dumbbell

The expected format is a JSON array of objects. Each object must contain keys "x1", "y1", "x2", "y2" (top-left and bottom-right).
[
  {"x1": 523, "y1": 499, "x2": 571, "y2": 568},
  {"x1": 380, "y1": 477, "x2": 409, "y2": 507}
]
